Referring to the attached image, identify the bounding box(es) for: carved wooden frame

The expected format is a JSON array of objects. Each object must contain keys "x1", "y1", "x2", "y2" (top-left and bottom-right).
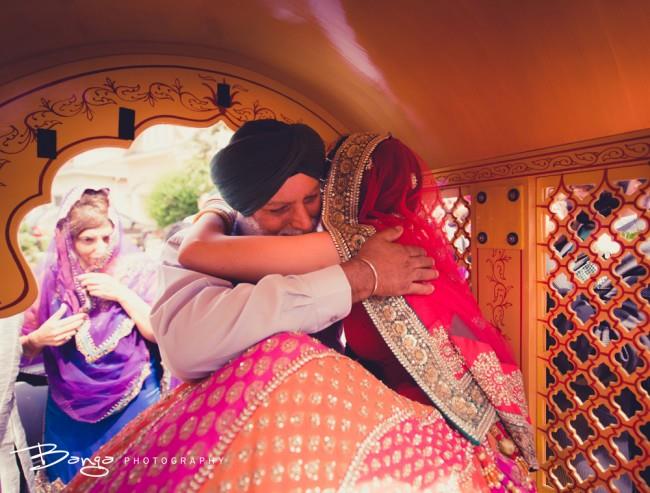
[{"x1": 0, "y1": 55, "x2": 346, "y2": 317}]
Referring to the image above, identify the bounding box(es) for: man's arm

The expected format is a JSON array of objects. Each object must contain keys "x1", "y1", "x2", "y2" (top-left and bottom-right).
[
  {"x1": 151, "y1": 237, "x2": 351, "y2": 381},
  {"x1": 155, "y1": 218, "x2": 436, "y2": 381}
]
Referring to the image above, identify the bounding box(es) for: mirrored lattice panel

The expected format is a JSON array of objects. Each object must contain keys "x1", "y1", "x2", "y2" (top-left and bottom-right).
[
  {"x1": 421, "y1": 186, "x2": 472, "y2": 281},
  {"x1": 537, "y1": 168, "x2": 649, "y2": 492}
]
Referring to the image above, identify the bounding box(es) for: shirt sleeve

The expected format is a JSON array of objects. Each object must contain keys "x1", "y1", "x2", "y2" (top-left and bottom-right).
[{"x1": 150, "y1": 239, "x2": 351, "y2": 381}]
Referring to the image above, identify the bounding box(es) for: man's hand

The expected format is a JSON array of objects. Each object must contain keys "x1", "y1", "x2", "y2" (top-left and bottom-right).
[{"x1": 341, "y1": 226, "x2": 438, "y2": 302}]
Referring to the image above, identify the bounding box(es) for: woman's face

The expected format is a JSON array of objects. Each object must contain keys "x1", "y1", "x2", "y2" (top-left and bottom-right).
[{"x1": 73, "y1": 220, "x2": 114, "y2": 270}]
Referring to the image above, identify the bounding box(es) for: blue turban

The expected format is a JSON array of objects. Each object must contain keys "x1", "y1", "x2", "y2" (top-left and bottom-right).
[{"x1": 210, "y1": 120, "x2": 326, "y2": 216}]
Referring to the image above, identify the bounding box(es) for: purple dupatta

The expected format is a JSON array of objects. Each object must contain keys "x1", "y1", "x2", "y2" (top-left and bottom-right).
[{"x1": 22, "y1": 188, "x2": 158, "y2": 423}]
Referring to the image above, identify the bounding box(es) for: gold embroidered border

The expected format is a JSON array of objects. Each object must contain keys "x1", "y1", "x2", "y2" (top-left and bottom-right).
[
  {"x1": 322, "y1": 133, "x2": 498, "y2": 445},
  {"x1": 161, "y1": 366, "x2": 174, "y2": 396},
  {"x1": 35, "y1": 470, "x2": 66, "y2": 492},
  {"x1": 496, "y1": 410, "x2": 538, "y2": 470},
  {"x1": 93, "y1": 362, "x2": 151, "y2": 422},
  {"x1": 75, "y1": 316, "x2": 135, "y2": 363},
  {"x1": 97, "y1": 378, "x2": 197, "y2": 467},
  {"x1": 189, "y1": 348, "x2": 335, "y2": 491},
  {"x1": 469, "y1": 352, "x2": 538, "y2": 469},
  {"x1": 338, "y1": 408, "x2": 415, "y2": 491}
]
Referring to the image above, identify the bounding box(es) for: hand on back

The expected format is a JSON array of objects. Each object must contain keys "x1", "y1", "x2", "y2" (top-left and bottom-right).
[{"x1": 342, "y1": 226, "x2": 438, "y2": 301}]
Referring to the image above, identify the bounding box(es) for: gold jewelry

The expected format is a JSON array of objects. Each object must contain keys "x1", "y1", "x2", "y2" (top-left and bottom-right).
[{"x1": 357, "y1": 256, "x2": 379, "y2": 297}]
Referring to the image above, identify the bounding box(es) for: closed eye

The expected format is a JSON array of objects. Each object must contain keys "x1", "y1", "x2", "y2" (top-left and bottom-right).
[{"x1": 269, "y1": 205, "x2": 290, "y2": 214}]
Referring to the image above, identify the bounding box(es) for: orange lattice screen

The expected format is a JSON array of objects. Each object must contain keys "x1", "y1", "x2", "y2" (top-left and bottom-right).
[
  {"x1": 421, "y1": 185, "x2": 472, "y2": 280},
  {"x1": 536, "y1": 166, "x2": 649, "y2": 492}
]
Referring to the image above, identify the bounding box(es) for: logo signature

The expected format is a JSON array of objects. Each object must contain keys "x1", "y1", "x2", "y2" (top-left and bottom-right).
[{"x1": 12, "y1": 443, "x2": 114, "y2": 478}]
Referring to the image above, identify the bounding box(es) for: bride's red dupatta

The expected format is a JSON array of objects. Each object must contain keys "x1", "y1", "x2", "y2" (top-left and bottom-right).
[{"x1": 323, "y1": 133, "x2": 538, "y2": 470}]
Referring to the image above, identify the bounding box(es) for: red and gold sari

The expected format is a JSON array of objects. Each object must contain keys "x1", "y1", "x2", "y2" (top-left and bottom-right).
[
  {"x1": 324, "y1": 134, "x2": 537, "y2": 469},
  {"x1": 68, "y1": 134, "x2": 536, "y2": 493}
]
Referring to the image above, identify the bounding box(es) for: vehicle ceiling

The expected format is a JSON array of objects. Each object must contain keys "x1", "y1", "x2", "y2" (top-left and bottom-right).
[{"x1": 1, "y1": 0, "x2": 649, "y2": 166}]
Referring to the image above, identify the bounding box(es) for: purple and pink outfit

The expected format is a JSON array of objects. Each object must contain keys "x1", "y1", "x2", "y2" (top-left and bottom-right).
[{"x1": 21, "y1": 188, "x2": 166, "y2": 485}]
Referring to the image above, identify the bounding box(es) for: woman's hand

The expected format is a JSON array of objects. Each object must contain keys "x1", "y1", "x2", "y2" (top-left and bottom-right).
[
  {"x1": 179, "y1": 213, "x2": 340, "y2": 282},
  {"x1": 77, "y1": 273, "x2": 130, "y2": 303},
  {"x1": 30, "y1": 304, "x2": 87, "y2": 348},
  {"x1": 77, "y1": 272, "x2": 156, "y2": 342}
]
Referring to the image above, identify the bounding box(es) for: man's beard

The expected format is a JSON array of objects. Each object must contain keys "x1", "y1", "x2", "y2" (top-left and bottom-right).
[{"x1": 234, "y1": 214, "x2": 319, "y2": 236}]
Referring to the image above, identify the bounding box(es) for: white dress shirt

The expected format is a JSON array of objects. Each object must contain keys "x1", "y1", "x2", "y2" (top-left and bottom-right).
[{"x1": 150, "y1": 236, "x2": 352, "y2": 381}]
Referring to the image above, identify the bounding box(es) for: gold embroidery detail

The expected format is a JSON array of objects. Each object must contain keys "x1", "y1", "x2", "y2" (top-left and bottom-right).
[
  {"x1": 289, "y1": 435, "x2": 303, "y2": 453},
  {"x1": 471, "y1": 352, "x2": 517, "y2": 407},
  {"x1": 292, "y1": 390, "x2": 305, "y2": 405},
  {"x1": 207, "y1": 386, "x2": 225, "y2": 407},
  {"x1": 243, "y1": 380, "x2": 264, "y2": 404},
  {"x1": 253, "y1": 356, "x2": 272, "y2": 376},
  {"x1": 215, "y1": 409, "x2": 237, "y2": 433},
  {"x1": 127, "y1": 461, "x2": 147, "y2": 485},
  {"x1": 179, "y1": 415, "x2": 198, "y2": 440},
  {"x1": 470, "y1": 353, "x2": 537, "y2": 468},
  {"x1": 97, "y1": 363, "x2": 150, "y2": 421},
  {"x1": 187, "y1": 393, "x2": 206, "y2": 413},
  {"x1": 280, "y1": 338, "x2": 299, "y2": 353},
  {"x1": 262, "y1": 337, "x2": 280, "y2": 352},
  {"x1": 147, "y1": 451, "x2": 169, "y2": 478},
  {"x1": 322, "y1": 132, "x2": 498, "y2": 444},
  {"x1": 272, "y1": 356, "x2": 291, "y2": 373},
  {"x1": 274, "y1": 411, "x2": 288, "y2": 429},
  {"x1": 235, "y1": 358, "x2": 253, "y2": 378},
  {"x1": 77, "y1": 381, "x2": 196, "y2": 483},
  {"x1": 196, "y1": 411, "x2": 216, "y2": 437},
  {"x1": 289, "y1": 412, "x2": 304, "y2": 426},
  {"x1": 214, "y1": 366, "x2": 233, "y2": 383},
  {"x1": 189, "y1": 347, "x2": 334, "y2": 491},
  {"x1": 75, "y1": 316, "x2": 135, "y2": 363},
  {"x1": 340, "y1": 408, "x2": 414, "y2": 490},
  {"x1": 276, "y1": 390, "x2": 289, "y2": 404},
  {"x1": 225, "y1": 381, "x2": 245, "y2": 404},
  {"x1": 158, "y1": 423, "x2": 177, "y2": 447}
]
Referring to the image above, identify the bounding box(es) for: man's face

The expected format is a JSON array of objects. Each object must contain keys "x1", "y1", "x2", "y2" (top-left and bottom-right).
[{"x1": 236, "y1": 173, "x2": 321, "y2": 236}]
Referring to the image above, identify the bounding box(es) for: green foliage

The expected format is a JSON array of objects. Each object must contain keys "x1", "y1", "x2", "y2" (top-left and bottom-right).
[
  {"x1": 146, "y1": 158, "x2": 214, "y2": 228},
  {"x1": 19, "y1": 222, "x2": 51, "y2": 267}
]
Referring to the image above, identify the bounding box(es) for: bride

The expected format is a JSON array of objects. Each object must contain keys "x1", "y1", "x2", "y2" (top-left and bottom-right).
[{"x1": 68, "y1": 128, "x2": 537, "y2": 492}]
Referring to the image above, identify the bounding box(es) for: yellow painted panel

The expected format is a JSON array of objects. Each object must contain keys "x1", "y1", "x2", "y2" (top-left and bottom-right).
[
  {"x1": 474, "y1": 184, "x2": 524, "y2": 250},
  {"x1": 476, "y1": 248, "x2": 522, "y2": 365}
]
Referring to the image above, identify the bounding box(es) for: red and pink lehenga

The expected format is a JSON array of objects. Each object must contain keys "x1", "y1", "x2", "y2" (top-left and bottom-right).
[{"x1": 68, "y1": 134, "x2": 537, "y2": 492}]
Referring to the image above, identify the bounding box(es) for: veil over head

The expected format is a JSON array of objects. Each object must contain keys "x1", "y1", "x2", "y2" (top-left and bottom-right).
[
  {"x1": 22, "y1": 187, "x2": 158, "y2": 422},
  {"x1": 323, "y1": 134, "x2": 537, "y2": 469}
]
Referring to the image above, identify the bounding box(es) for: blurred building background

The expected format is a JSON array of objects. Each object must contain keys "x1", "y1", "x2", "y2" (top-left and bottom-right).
[{"x1": 19, "y1": 121, "x2": 234, "y2": 266}]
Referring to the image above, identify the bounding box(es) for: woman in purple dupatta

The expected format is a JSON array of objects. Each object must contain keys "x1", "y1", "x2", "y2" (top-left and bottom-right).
[{"x1": 20, "y1": 188, "x2": 162, "y2": 485}]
